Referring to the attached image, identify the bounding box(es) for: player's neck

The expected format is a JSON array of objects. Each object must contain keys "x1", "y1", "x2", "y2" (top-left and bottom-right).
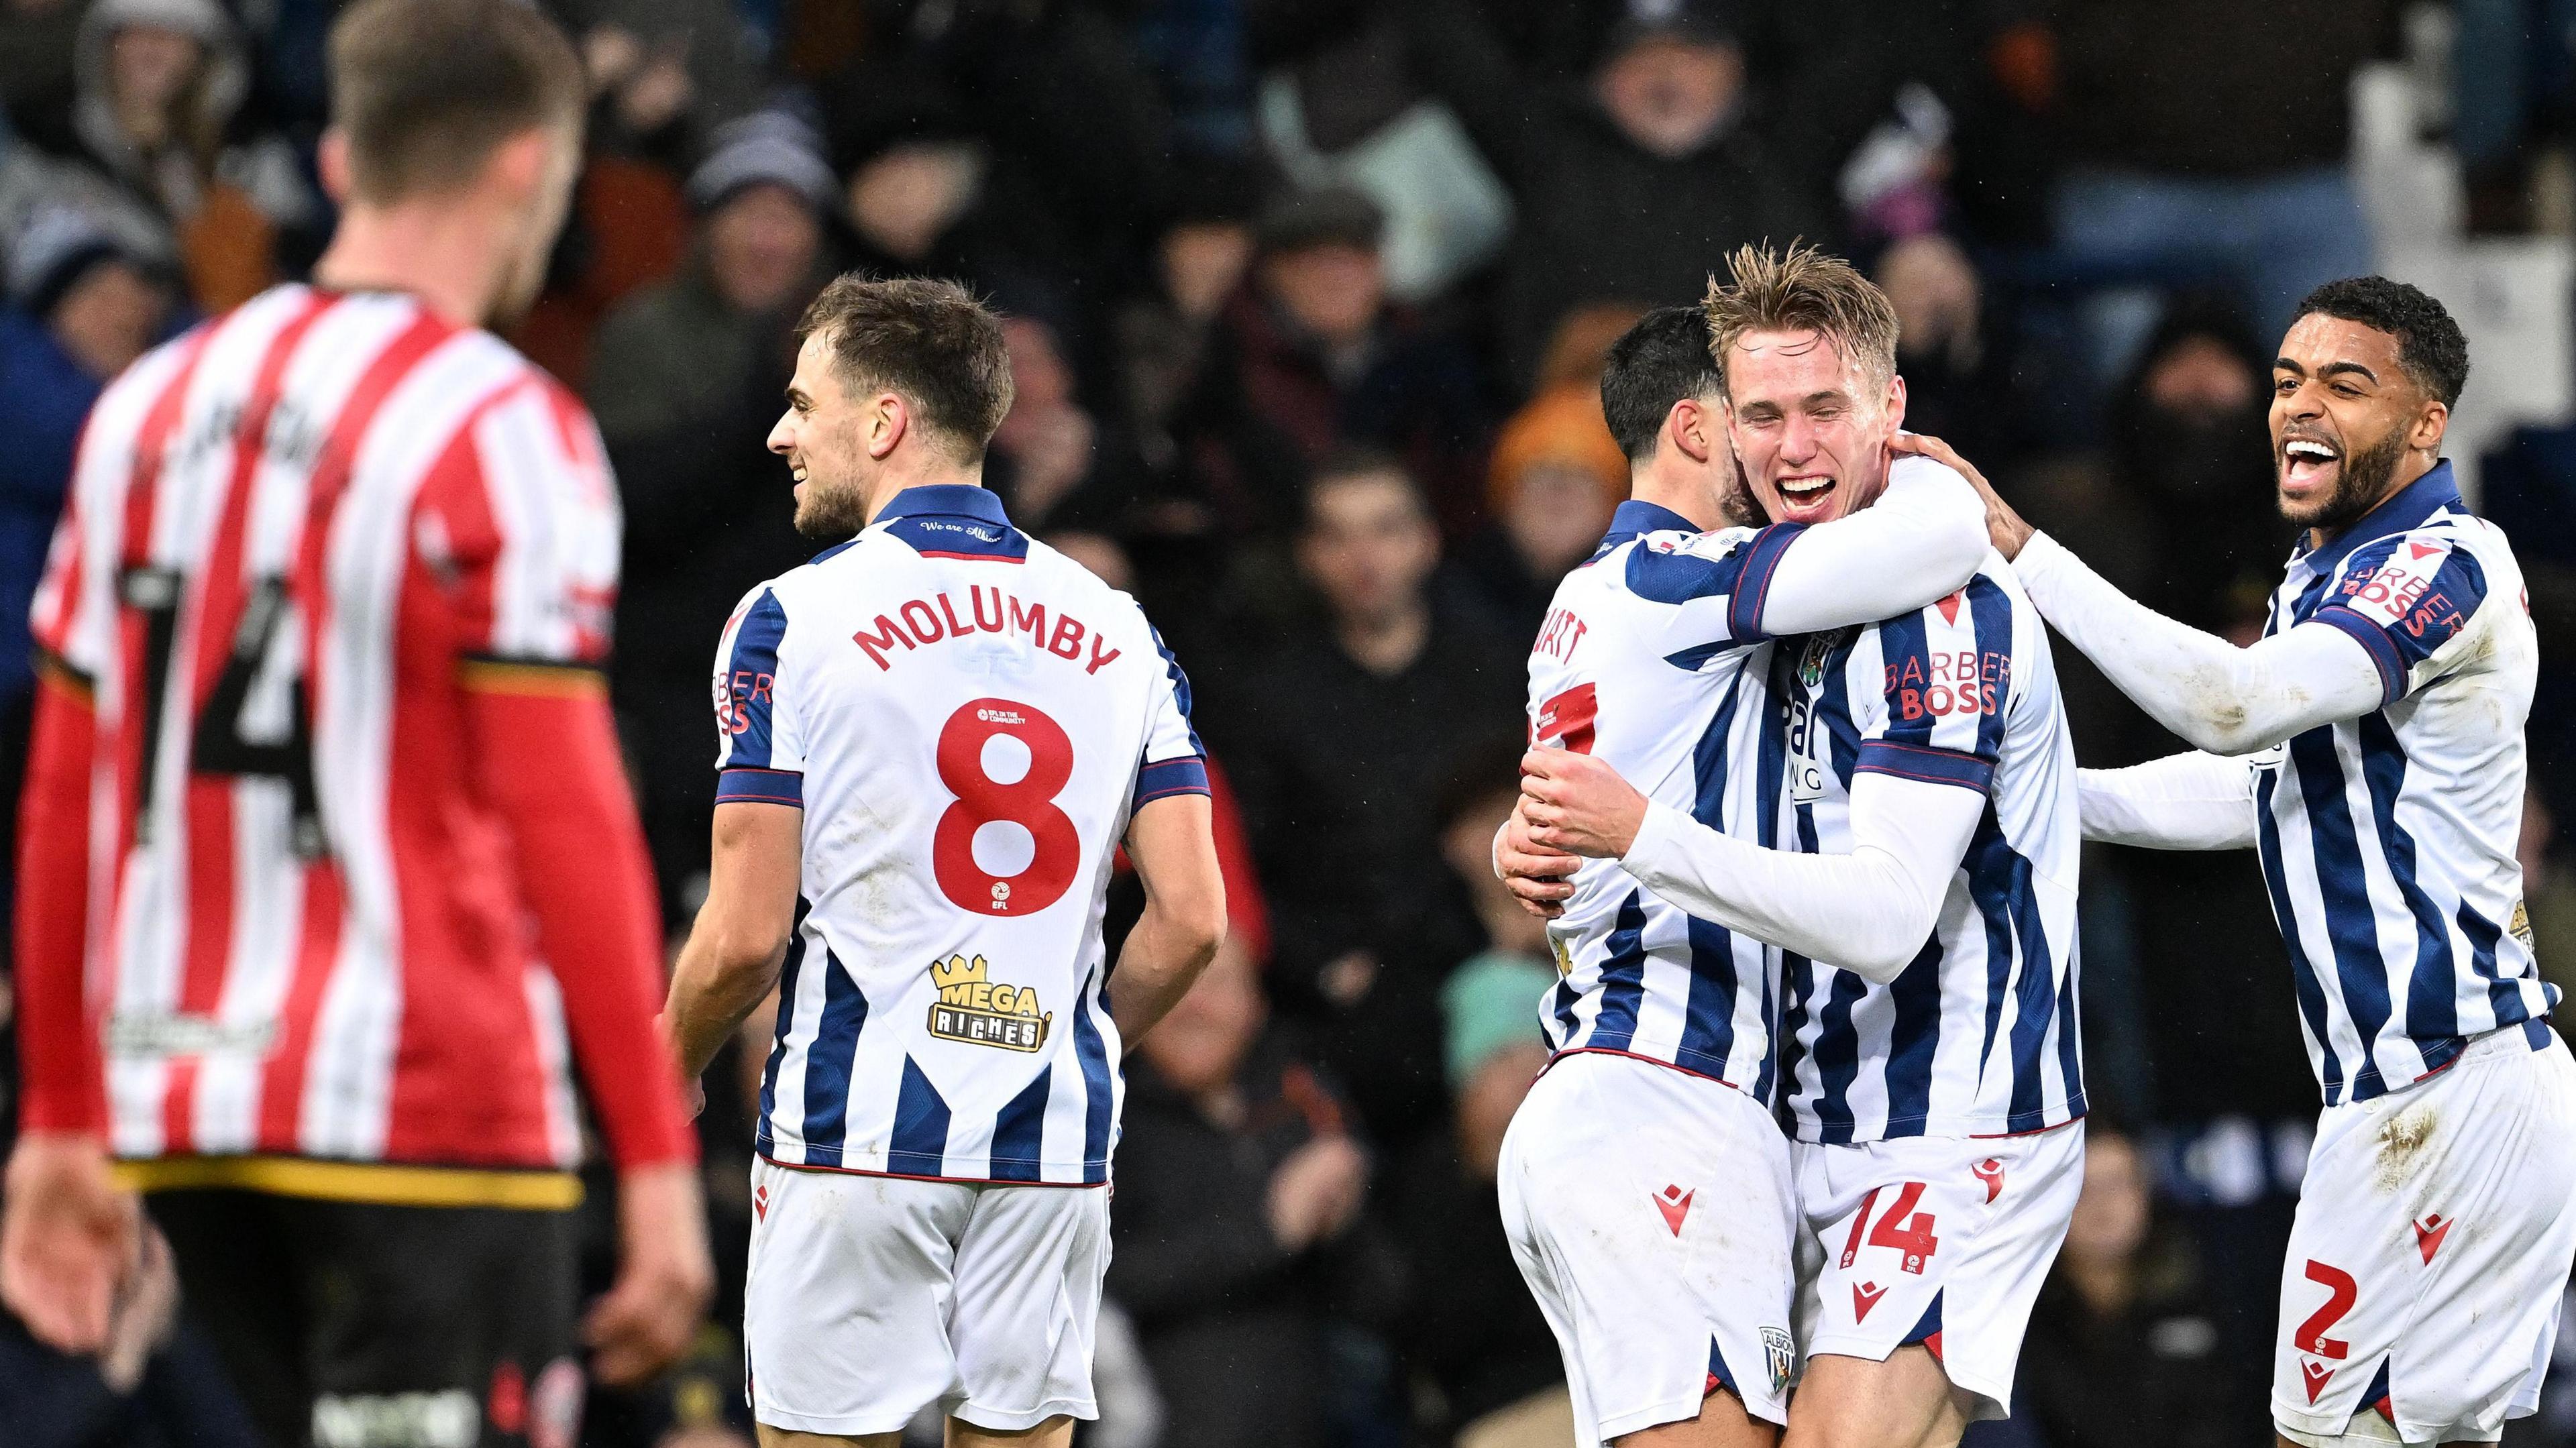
[
  {"x1": 1627, "y1": 463, "x2": 1722, "y2": 532},
  {"x1": 2304, "y1": 448, "x2": 2440, "y2": 552},
  {"x1": 313, "y1": 202, "x2": 511, "y2": 329},
  {"x1": 859, "y1": 452, "x2": 987, "y2": 524}
]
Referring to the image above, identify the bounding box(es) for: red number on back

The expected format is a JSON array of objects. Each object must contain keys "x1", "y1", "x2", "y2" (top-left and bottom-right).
[
  {"x1": 1866, "y1": 1182, "x2": 1941, "y2": 1275},
  {"x1": 933, "y1": 699, "x2": 1079, "y2": 915}
]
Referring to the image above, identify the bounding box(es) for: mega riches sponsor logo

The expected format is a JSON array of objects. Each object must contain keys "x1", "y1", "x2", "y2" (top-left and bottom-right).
[{"x1": 926, "y1": 954, "x2": 1051, "y2": 1052}]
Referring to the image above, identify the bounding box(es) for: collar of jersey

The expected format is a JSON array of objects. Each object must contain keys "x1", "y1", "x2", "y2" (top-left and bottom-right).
[
  {"x1": 873, "y1": 484, "x2": 1012, "y2": 527},
  {"x1": 1600, "y1": 498, "x2": 1699, "y2": 550},
  {"x1": 2290, "y1": 459, "x2": 2461, "y2": 576}
]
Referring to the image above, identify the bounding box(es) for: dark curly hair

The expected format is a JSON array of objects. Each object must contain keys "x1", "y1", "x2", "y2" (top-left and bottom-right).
[{"x1": 2294, "y1": 276, "x2": 2471, "y2": 408}]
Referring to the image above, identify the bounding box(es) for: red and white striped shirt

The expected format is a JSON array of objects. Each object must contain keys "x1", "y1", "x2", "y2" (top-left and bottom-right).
[{"x1": 19, "y1": 285, "x2": 691, "y2": 1188}]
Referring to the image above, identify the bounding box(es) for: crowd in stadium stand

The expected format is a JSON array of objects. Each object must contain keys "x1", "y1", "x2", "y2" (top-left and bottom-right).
[{"x1": 5, "y1": 1, "x2": 2576, "y2": 1446}]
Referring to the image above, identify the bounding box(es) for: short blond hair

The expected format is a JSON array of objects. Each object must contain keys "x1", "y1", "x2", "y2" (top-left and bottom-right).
[{"x1": 1701, "y1": 242, "x2": 1900, "y2": 398}]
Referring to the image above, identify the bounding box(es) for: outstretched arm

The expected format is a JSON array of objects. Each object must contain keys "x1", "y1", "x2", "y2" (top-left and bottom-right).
[
  {"x1": 2012, "y1": 533, "x2": 2387, "y2": 753},
  {"x1": 2079, "y1": 750, "x2": 2259, "y2": 851},
  {"x1": 1757, "y1": 453, "x2": 1994, "y2": 634},
  {"x1": 1892, "y1": 432, "x2": 2392, "y2": 753},
  {"x1": 1519, "y1": 750, "x2": 1980, "y2": 984}
]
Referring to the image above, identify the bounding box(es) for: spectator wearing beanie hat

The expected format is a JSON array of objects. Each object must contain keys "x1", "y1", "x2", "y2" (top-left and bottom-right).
[
  {"x1": 586, "y1": 109, "x2": 837, "y2": 449},
  {"x1": 1213, "y1": 184, "x2": 1493, "y2": 531},
  {"x1": 586, "y1": 111, "x2": 837, "y2": 922},
  {"x1": 15, "y1": 0, "x2": 315, "y2": 311},
  {"x1": 1448, "y1": 381, "x2": 1629, "y2": 639}
]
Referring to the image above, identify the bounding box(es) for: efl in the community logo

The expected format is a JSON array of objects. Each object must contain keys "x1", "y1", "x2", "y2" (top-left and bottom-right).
[{"x1": 926, "y1": 954, "x2": 1051, "y2": 1051}]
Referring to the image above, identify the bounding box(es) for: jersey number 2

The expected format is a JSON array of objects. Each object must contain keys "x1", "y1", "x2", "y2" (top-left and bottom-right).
[{"x1": 933, "y1": 698, "x2": 1079, "y2": 915}]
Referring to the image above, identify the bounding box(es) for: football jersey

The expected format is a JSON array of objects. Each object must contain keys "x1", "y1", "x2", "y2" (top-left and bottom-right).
[
  {"x1": 715, "y1": 484, "x2": 1206, "y2": 1184},
  {"x1": 1527, "y1": 499, "x2": 1798, "y2": 1099},
  {"x1": 2251, "y1": 461, "x2": 2552, "y2": 1104},
  {"x1": 1768, "y1": 560, "x2": 2087, "y2": 1143},
  {"x1": 28, "y1": 284, "x2": 625, "y2": 1168}
]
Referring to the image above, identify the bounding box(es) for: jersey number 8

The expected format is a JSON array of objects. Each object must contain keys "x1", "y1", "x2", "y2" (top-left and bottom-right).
[{"x1": 934, "y1": 698, "x2": 1080, "y2": 915}]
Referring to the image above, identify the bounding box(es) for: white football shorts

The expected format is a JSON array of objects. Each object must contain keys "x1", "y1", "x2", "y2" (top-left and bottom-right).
[
  {"x1": 1790, "y1": 1119, "x2": 2084, "y2": 1421},
  {"x1": 1497, "y1": 1050, "x2": 1799, "y2": 1439},
  {"x1": 743, "y1": 1157, "x2": 1108, "y2": 1436},
  {"x1": 2273, "y1": 1021, "x2": 2576, "y2": 1447}
]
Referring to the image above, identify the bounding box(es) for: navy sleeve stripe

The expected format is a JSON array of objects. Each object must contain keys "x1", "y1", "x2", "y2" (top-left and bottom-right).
[
  {"x1": 716, "y1": 767, "x2": 804, "y2": 806},
  {"x1": 718, "y1": 588, "x2": 790, "y2": 769},
  {"x1": 1727, "y1": 522, "x2": 1809, "y2": 639},
  {"x1": 1134, "y1": 756, "x2": 1211, "y2": 807},
  {"x1": 2310, "y1": 606, "x2": 2407, "y2": 706},
  {"x1": 1856, "y1": 739, "x2": 1995, "y2": 793}
]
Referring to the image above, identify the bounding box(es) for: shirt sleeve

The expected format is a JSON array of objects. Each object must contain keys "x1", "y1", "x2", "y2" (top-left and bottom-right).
[
  {"x1": 2014, "y1": 531, "x2": 2393, "y2": 753},
  {"x1": 1619, "y1": 767, "x2": 1985, "y2": 985},
  {"x1": 1132, "y1": 622, "x2": 1209, "y2": 810},
  {"x1": 712, "y1": 583, "x2": 806, "y2": 807},
  {"x1": 1854, "y1": 575, "x2": 2015, "y2": 796},
  {"x1": 2308, "y1": 528, "x2": 2495, "y2": 706},
  {"x1": 2078, "y1": 750, "x2": 2260, "y2": 851},
  {"x1": 425, "y1": 378, "x2": 622, "y2": 672},
  {"x1": 1754, "y1": 455, "x2": 1993, "y2": 636}
]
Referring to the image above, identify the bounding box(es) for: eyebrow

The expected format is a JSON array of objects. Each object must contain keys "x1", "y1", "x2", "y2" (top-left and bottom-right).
[{"x1": 2275, "y1": 357, "x2": 2380, "y2": 384}]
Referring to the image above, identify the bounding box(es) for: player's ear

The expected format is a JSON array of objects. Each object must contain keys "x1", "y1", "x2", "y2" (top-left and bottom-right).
[
  {"x1": 1668, "y1": 398, "x2": 1713, "y2": 463},
  {"x1": 1882, "y1": 372, "x2": 1909, "y2": 435},
  {"x1": 869, "y1": 392, "x2": 907, "y2": 460},
  {"x1": 2410, "y1": 395, "x2": 2449, "y2": 455},
  {"x1": 485, "y1": 128, "x2": 551, "y2": 203},
  {"x1": 317, "y1": 130, "x2": 353, "y2": 204}
]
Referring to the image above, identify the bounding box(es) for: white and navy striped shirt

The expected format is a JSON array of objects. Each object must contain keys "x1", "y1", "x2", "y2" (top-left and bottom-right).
[
  {"x1": 2252, "y1": 462, "x2": 2551, "y2": 1104},
  {"x1": 711, "y1": 486, "x2": 1206, "y2": 1184},
  {"x1": 1527, "y1": 501, "x2": 1797, "y2": 1098},
  {"x1": 1769, "y1": 561, "x2": 2086, "y2": 1142}
]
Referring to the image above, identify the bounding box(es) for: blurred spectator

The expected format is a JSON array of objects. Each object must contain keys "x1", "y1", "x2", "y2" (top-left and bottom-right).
[
  {"x1": 1208, "y1": 453, "x2": 1524, "y2": 1144},
  {"x1": 13, "y1": 0, "x2": 315, "y2": 312},
  {"x1": 2038, "y1": 0, "x2": 2387, "y2": 378},
  {"x1": 562, "y1": 0, "x2": 765, "y2": 160},
  {"x1": 985, "y1": 309, "x2": 1152, "y2": 532},
  {"x1": 2523, "y1": 790, "x2": 2576, "y2": 1003},
  {"x1": 1878, "y1": 231, "x2": 2029, "y2": 476},
  {"x1": 1385, "y1": 773, "x2": 1568, "y2": 1448},
  {"x1": 1212, "y1": 185, "x2": 1493, "y2": 531},
  {"x1": 1116, "y1": 159, "x2": 1288, "y2": 539},
  {"x1": 1397, "y1": 0, "x2": 1890, "y2": 386},
  {"x1": 824, "y1": 68, "x2": 1070, "y2": 315},
  {"x1": 1448, "y1": 380, "x2": 1625, "y2": 641},
  {"x1": 590, "y1": 123, "x2": 823, "y2": 919},
  {"x1": 2015, "y1": 1130, "x2": 2243, "y2": 1448},
  {"x1": 588, "y1": 111, "x2": 835, "y2": 448},
  {"x1": 0, "y1": 205, "x2": 174, "y2": 895},
  {"x1": 844, "y1": 0, "x2": 1173, "y2": 307},
  {"x1": 1109, "y1": 937, "x2": 1393, "y2": 1448}
]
